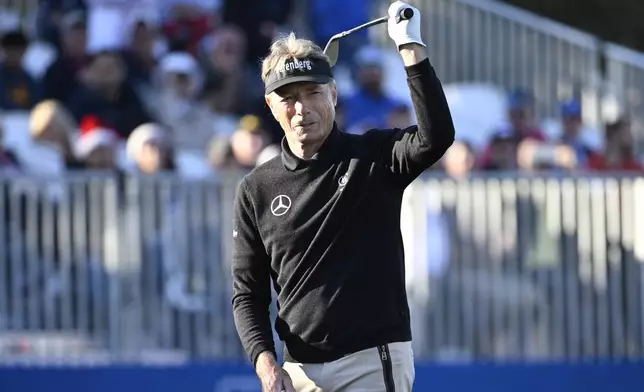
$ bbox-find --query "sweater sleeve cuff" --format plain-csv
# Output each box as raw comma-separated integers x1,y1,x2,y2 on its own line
251,345,278,368
405,57,431,78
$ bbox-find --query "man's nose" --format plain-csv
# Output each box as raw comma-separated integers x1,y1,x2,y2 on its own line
294,99,310,115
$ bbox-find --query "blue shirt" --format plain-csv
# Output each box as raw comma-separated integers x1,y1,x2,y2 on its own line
0,64,39,110
344,88,402,131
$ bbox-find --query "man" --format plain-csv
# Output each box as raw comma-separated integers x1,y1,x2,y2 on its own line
0,29,39,110
231,2,455,391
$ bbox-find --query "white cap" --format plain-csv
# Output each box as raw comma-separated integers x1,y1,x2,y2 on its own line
75,127,118,158
126,123,167,160
159,52,199,75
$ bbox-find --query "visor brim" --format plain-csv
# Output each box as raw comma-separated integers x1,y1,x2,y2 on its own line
265,75,332,95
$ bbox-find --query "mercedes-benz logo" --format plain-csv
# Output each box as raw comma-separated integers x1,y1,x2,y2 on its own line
271,195,292,216
338,174,348,187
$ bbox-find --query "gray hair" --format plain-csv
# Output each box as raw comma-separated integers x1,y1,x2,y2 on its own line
261,32,331,83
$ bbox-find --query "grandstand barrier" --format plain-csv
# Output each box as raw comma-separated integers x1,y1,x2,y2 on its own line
0,171,643,365
1,361,644,392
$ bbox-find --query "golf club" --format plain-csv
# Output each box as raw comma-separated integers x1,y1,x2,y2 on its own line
323,7,414,67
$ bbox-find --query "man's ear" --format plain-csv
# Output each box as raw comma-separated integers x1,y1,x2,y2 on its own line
265,94,277,119
265,94,272,111
330,83,338,106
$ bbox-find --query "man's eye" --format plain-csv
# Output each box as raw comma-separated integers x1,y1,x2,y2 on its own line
281,96,293,102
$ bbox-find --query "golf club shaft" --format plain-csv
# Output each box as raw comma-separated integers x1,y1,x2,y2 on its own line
337,17,388,38
336,8,414,38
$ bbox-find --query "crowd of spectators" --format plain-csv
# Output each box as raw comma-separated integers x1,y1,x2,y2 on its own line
0,1,639,181
0,0,417,179
439,90,643,178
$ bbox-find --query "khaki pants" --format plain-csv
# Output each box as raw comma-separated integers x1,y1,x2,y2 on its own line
283,342,415,392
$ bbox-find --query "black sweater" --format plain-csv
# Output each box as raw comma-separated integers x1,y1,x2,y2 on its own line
231,57,455,365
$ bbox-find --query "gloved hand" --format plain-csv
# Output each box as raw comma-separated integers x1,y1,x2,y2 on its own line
387,1,425,49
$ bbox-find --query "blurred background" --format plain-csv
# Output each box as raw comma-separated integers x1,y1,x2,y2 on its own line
0,0,643,391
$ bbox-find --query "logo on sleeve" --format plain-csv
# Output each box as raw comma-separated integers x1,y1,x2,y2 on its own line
271,195,291,216
338,173,349,190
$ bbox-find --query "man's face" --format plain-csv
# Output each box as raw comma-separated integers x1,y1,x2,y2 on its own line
138,140,170,173
442,142,474,177
210,29,245,64
86,145,116,169
357,64,383,93
562,114,582,138
132,22,155,52
34,123,67,146
266,81,337,146
88,53,125,89
168,73,193,98
509,106,533,132
63,25,86,57
231,130,266,167
3,47,25,68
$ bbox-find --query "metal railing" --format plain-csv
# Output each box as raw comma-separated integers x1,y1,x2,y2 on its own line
403,172,644,361
0,171,643,364
373,0,644,134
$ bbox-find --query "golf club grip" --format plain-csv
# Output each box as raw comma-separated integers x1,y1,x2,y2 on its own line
398,7,414,21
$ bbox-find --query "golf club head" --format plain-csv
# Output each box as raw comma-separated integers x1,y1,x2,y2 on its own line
323,35,341,67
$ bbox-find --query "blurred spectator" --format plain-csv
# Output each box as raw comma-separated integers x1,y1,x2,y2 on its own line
588,117,643,171
344,46,405,133
307,0,369,70
84,0,159,53
123,12,161,87
221,0,293,68
441,140,476,178
29,100,84,169
504,89,546,140
41,10,88,108
479,89,547,169
162,1,219,55
35,0,86,49
198,25,264,116
156,51,221,151
0,30,39,110
517,139,578,171
207,135,234,170
74,115,120,170
208,115,269,170
68,50,153,138
229,115,270,168
387,103,413,129
127,123,176,173
480,132,519,171
0,122,21,175
558,99,595,166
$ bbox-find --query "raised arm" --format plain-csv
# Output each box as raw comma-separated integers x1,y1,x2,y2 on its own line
381,2,455,183
231,179,276,366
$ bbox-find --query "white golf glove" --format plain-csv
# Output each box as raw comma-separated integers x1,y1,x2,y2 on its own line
387,1,425,49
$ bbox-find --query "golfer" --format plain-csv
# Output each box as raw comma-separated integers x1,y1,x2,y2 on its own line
231,1,455,391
